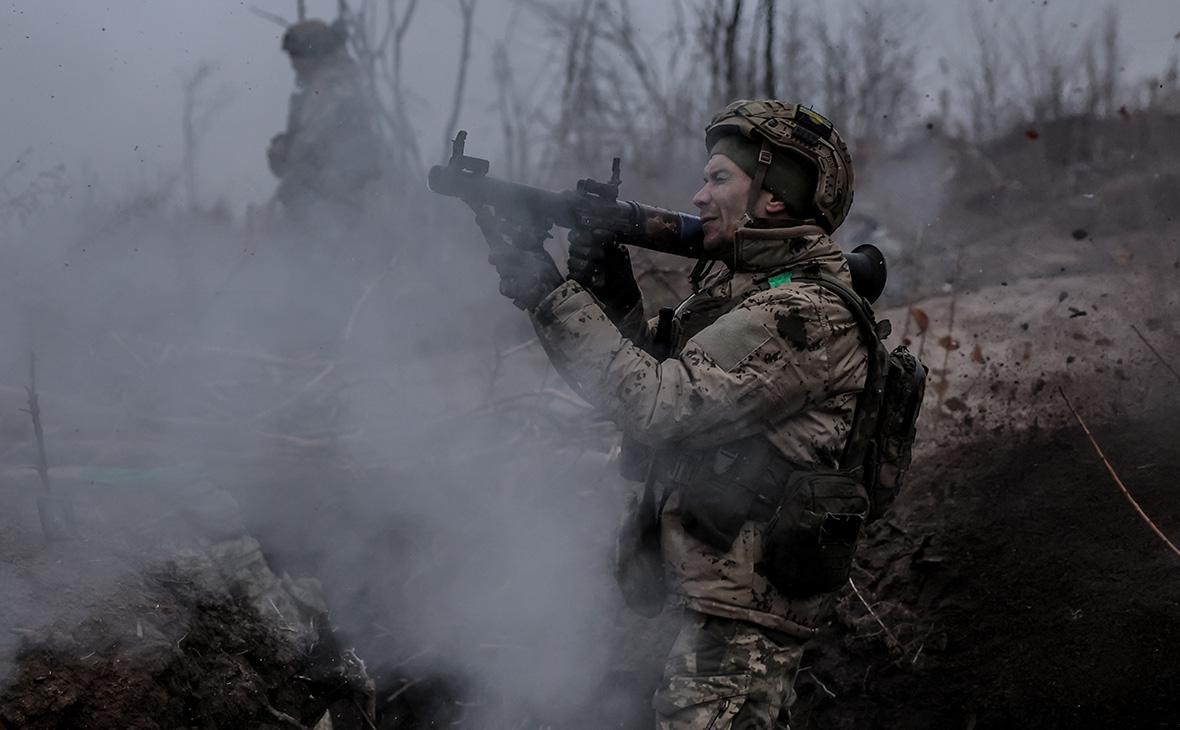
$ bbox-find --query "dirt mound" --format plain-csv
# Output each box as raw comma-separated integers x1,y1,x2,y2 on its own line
0,541,372,729
792,393,1180,729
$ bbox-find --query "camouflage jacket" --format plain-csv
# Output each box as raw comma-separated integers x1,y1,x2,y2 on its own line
272,57,381,207
530,229,869,638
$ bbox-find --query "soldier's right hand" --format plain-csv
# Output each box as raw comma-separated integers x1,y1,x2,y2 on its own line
567,227,640,321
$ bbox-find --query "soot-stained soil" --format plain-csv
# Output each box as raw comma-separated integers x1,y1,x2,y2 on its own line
795,402,1180,730
0,558,368,730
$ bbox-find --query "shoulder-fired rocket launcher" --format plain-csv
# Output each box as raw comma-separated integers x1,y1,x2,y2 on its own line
428,131,886,302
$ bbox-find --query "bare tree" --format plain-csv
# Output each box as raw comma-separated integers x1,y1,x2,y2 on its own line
1147,50,1180,111
339,0,425,178
685,1,821,107
493,43,522,180
517,0,711,189
525,0,637,179
955,2,1012,142
1081,5,1121,117
852,0,917,151
0,152,70,228
442,0,479,162
599,0,698,142
722,0,744,102
504,0,925,196
1009,8,1082,125
700,2,725,105
813,9,852,134
812,0,920,158
777,2,812,101
180,62,233,212
489,2,541,181
760,0,776,97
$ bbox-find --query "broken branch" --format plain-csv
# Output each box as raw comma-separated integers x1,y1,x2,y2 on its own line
345,260,396,341
24,353,51,495
847,577,903,654
1058,387,1180,561
441,0,478,161
1130,324,1180,386
248,6,290,28
263,701,305,728
247,362,337,423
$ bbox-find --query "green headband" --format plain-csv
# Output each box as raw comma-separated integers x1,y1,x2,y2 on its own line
709,135,817,220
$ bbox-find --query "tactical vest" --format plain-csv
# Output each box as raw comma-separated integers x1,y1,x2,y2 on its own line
622,267,926,600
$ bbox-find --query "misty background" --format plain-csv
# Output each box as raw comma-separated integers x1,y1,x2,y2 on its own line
2,0,1180,727
4,1,1178,209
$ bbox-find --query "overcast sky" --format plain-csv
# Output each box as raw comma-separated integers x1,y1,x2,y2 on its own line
2,1,1178,210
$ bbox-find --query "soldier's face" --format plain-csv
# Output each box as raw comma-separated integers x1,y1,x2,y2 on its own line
290,55,317,80
692,154,759,258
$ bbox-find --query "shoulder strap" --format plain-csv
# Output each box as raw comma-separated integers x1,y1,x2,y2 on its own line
790,271,887,470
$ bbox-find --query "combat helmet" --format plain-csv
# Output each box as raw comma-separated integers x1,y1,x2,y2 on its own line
282,19,346,58
705,100,854,233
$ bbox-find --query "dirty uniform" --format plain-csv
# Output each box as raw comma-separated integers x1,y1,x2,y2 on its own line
530,230,868,728
269,56,381,214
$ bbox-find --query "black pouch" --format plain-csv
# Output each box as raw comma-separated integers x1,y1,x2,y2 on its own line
670,441,775,555
756,470,869,598
678,476,756,554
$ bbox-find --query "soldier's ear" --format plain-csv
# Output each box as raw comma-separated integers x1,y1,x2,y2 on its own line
764,193,786,216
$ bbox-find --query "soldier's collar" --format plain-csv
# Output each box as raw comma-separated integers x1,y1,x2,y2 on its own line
732,224,829,273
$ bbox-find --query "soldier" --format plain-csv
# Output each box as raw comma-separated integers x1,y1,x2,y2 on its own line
268,19,381,217
482,100,866,728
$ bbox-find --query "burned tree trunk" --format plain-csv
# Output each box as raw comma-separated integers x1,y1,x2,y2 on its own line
23,353,76,541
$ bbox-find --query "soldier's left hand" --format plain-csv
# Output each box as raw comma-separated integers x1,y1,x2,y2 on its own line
488,246,563,311
467,204,564,311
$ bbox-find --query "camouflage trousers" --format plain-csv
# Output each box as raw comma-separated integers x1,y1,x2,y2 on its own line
652,611,805,729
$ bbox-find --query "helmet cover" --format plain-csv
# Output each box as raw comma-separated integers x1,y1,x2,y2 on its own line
282,20,345,59
705,100,854,233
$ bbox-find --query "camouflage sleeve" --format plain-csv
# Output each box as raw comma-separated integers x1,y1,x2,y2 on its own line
291,84,380,188
616,298,654,351
531,280,837,448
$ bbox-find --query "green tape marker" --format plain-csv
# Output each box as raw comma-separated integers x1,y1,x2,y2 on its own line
768,271,792,288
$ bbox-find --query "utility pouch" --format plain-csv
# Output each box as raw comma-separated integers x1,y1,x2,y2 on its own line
660,437,785,555
756,469,869,598
678,474,757,554
868,346,927,521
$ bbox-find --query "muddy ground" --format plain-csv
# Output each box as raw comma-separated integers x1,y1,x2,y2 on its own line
4,371,1176,730
798,393,1180,729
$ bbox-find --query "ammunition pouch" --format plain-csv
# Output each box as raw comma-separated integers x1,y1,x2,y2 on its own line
757,470,868,597
868,345,927,521
659,437,868,598
657,436,791,554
